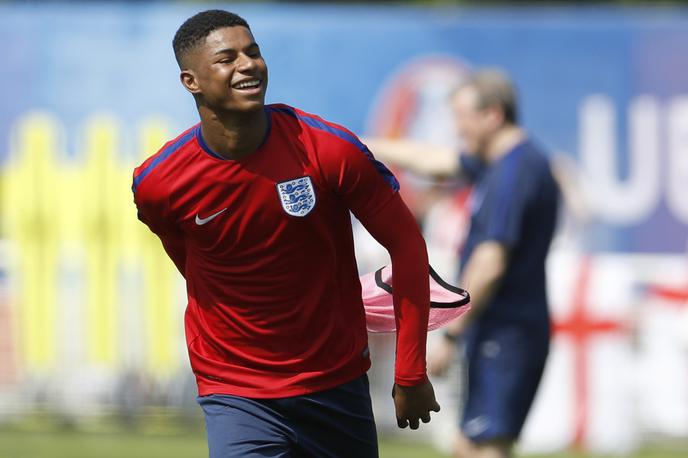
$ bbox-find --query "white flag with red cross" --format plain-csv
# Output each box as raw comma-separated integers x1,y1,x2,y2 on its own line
520,251,638,454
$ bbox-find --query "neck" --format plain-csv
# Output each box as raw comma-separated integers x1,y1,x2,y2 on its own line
483,124,525,163
198,107,268,160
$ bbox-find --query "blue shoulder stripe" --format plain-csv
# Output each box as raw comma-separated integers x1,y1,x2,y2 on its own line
132,127,196,194
269,105,400,191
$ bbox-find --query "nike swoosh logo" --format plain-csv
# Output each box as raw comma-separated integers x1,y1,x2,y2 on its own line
195,208,228,225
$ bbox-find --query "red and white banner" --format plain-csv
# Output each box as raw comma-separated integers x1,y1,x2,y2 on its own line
522,251,688,454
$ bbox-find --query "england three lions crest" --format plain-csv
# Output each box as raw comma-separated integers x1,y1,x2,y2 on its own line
276,176,317,217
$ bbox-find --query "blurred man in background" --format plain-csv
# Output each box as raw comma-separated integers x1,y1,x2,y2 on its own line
132,9,439,458
367,69,560,458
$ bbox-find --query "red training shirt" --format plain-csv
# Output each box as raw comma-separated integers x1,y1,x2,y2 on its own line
133,104,428,397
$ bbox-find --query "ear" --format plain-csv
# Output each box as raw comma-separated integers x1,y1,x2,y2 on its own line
180,70,201,95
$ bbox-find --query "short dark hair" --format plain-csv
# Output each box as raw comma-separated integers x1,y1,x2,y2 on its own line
173,10,250,68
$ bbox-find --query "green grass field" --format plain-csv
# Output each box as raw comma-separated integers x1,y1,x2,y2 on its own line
1,429,687,458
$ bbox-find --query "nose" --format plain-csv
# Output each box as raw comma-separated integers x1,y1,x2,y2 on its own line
236,53,257,72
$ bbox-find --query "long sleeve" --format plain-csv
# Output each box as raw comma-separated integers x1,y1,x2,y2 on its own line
312,119,430,385
358,193,430,386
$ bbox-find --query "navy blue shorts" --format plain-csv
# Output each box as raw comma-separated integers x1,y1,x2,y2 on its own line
460,323,549,443
197,374,378,457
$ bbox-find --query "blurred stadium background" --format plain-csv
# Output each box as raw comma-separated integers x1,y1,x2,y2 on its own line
2,0,688,457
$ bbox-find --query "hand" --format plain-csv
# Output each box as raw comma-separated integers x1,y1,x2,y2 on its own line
392,380,441,430
427,336,456,377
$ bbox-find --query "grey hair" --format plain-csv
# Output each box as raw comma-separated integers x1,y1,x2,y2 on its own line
456,68,519,125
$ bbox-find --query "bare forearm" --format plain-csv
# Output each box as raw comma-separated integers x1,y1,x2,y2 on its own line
363,138,458,178
447,241,507,334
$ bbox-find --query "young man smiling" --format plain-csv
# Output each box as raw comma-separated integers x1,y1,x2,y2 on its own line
132,9,439,457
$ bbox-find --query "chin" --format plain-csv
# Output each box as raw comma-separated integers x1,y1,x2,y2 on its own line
222,99,265,113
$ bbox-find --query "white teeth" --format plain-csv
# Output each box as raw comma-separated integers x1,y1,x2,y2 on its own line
235,80,260,89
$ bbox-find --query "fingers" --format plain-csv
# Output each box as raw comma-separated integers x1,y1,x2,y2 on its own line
397,417,420,430
397,409,438,429
397,416,425,429
393,381,441,429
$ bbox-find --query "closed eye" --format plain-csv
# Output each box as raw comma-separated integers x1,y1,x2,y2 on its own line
213,48,237,63
245,44,261,58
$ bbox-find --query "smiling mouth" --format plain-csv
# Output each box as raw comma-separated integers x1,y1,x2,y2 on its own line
232,79,262,90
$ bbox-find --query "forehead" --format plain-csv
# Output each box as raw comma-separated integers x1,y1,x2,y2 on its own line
202,26,256,52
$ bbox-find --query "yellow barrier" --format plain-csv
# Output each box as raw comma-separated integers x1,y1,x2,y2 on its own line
2,113,183,376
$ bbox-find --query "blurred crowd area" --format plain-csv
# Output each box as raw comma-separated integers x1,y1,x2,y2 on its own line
1,1,688,456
